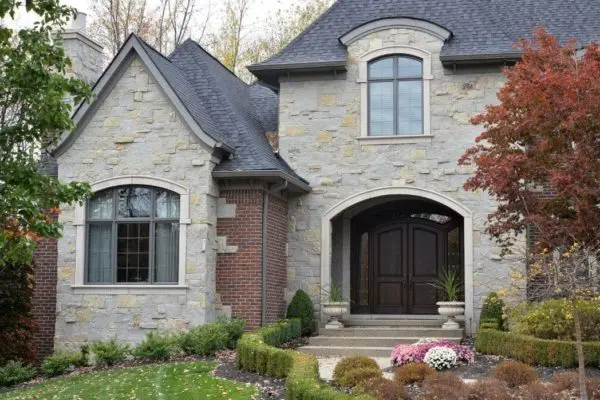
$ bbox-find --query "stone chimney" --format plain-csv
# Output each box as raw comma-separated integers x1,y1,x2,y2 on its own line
61,12,104,86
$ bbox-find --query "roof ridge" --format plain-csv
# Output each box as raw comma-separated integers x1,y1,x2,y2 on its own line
134,34,174,64
252,0,340,67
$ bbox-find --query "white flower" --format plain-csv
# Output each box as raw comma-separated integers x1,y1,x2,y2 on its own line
423,346,458,370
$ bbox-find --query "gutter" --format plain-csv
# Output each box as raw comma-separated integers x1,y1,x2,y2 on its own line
440,52,522,65
248,60,347,73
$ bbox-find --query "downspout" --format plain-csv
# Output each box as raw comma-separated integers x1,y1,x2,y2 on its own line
261,190,269,326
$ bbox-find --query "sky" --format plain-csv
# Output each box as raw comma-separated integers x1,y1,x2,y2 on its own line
6,0,295,35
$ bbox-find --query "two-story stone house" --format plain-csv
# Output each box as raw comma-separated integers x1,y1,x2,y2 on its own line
31,1,600,356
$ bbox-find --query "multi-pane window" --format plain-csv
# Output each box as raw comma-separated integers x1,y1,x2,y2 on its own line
368,55,424,136
86,186,180,284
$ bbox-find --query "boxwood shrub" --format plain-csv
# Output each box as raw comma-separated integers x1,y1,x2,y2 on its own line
286,290,315,336
236,318,373,399
476,328,600,367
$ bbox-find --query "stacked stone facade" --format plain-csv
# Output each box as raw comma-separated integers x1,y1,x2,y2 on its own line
55,56,219,347
279,28,522,326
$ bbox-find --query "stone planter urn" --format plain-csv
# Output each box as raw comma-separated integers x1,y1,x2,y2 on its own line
436,301,465,329
322,302,349,329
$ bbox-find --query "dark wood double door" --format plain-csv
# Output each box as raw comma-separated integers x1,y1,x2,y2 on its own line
351,204,462,315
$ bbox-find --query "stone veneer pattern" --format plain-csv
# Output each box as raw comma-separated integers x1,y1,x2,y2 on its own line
278,28,522,325
55,56,219,347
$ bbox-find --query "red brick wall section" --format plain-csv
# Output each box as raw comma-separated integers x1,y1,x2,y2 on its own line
217,190,264,329
266,194,288,324
32,237,58,360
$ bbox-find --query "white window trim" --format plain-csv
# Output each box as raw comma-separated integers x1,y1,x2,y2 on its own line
357,46,433,143
72,176,191,294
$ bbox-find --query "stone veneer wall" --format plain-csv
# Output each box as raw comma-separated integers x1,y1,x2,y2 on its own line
55,56,219,347
279,27,523,326
216,189,289,329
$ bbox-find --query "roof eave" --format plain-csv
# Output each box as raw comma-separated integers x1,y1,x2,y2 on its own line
212,170,312,194
440,52,522,65
248,60,347,87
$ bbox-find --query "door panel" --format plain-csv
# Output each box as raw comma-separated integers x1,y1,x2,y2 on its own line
408,224,443,314
373,225,406,314
352,216,455,315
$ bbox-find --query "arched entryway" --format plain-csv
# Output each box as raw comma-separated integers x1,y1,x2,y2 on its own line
350,199,462,315
321,187,474,333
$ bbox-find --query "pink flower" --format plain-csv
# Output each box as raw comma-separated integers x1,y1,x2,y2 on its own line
390,340,474,366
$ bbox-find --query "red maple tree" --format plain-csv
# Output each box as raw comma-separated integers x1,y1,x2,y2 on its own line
460,27,600,253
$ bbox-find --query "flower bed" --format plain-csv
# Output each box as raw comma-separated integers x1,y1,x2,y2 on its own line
391,339,474,369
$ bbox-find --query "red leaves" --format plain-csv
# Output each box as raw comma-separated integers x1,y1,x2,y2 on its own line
460,28,600,250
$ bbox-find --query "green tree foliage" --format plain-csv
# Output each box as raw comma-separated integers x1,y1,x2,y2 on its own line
0,0,92,268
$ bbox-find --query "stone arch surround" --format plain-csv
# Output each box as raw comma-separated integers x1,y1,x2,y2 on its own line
320,186,474,334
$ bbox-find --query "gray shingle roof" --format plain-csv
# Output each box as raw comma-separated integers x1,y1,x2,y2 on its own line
251,0,600,76
136,37,307,185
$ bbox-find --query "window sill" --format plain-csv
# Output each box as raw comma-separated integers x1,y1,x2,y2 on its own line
71,285,188,295
357,135,434,145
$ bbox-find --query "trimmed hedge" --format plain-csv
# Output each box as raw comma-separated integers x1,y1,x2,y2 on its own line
236,319,373,399
476,329,600,367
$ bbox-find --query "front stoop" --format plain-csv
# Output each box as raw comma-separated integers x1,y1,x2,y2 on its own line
299,318,464,358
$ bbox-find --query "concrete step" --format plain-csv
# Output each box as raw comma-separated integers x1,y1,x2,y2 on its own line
300,345,395,358
318,327,463,338
309,336,462,347
343,318,447,327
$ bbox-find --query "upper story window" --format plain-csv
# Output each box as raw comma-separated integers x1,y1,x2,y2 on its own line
86,186,180,285
368,55,423,136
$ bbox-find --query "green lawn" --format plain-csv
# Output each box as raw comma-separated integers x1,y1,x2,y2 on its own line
0,361,258,400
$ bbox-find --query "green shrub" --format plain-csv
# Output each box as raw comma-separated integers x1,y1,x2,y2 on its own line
492,360,539,388
236,320,372,399
133,332,176,360
286,290,315,336
179,323,228,356
332,356,380,385
42,350,84,377
356,377,409,400
508,298,600,341
394,362,436,385
91,340,130,366
286,352,372,400
476,328,600,367
261,319,302,347
236,320,301,378
479,292,505,330
218,318,245,349
0,361,37,387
